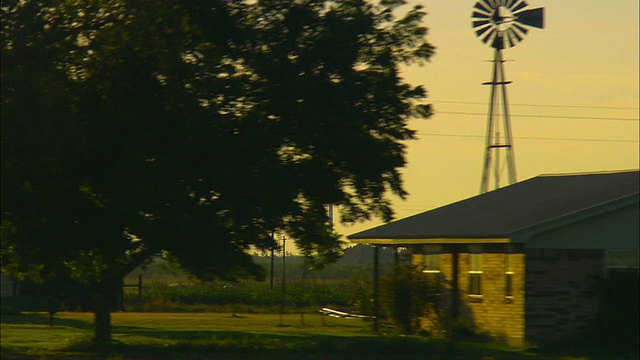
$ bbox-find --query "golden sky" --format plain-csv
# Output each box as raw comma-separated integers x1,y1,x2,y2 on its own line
335,0,639,240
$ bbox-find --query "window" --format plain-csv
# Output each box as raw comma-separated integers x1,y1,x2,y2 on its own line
422,246,442,295
468,252,482,298
423,252,441,273
505,253,514,299
605,250,639,277
422,245,442,273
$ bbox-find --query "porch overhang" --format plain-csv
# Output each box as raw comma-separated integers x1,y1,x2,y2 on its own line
348,237,512,245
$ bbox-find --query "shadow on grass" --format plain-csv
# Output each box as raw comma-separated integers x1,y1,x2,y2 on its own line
4,315,637,359
530,340,639,360
65,328,640,360
0,313,91,330
63,329,540,360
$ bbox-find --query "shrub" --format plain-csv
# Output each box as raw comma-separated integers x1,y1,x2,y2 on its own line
449,317,476,341
587,270,639,350
380,264,439,334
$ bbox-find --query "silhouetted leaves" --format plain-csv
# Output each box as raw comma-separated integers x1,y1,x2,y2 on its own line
2,0,433,342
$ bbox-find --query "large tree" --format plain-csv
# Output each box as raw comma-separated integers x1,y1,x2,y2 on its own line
1,0,434,344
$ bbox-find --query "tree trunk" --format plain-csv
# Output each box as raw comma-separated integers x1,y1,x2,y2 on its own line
92,282,115,345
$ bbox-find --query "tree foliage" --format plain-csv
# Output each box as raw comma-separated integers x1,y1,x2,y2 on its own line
1,0,434,343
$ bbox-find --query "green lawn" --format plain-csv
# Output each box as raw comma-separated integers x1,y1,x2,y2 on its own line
1,312,636,359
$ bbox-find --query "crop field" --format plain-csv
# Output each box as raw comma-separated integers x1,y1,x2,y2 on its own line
1,311,637,360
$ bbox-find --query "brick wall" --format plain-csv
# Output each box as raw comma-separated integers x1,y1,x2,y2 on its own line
413,245,526,347
458,250,525,346
524,249,604,344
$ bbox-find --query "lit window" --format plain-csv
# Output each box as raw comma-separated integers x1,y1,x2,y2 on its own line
423,252,441,273
605,250,639,277
505,253,514,298
468,253,482,297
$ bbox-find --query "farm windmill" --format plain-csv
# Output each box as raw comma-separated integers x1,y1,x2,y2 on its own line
472,0,544,193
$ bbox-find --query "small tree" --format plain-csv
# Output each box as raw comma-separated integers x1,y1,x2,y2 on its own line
380,264,438,334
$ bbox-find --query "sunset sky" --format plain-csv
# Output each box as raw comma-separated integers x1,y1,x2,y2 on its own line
335,0,639,240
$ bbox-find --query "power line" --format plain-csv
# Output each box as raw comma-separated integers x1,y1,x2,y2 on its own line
431,100,640,110
417,132,639,143
433,111,639,122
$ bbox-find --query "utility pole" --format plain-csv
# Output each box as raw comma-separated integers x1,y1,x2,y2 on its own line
269,230,275,291
278,235,287,326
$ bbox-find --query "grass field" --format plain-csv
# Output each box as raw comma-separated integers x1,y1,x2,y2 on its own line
1,312,637,360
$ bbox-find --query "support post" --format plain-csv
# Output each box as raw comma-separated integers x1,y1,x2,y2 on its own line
373,245,380,333
137,274,143,308
451,247,460,322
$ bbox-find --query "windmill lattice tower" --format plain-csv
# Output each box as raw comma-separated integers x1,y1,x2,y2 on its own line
472,0,544,193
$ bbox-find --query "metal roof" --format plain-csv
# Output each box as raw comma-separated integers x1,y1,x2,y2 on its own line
348,170,639,242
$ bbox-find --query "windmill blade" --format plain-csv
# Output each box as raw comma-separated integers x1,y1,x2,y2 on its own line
506,27,523,43
512,22,529,35
509,0,528,12
491,32,505,50
472,11,491,19
471,0,544,49
505,28,518,47
473,19,491,29
514,7,544,28
505,30,515,47
475,24,492,37
477,0,496,11
474,2,492,14
481,28,496,44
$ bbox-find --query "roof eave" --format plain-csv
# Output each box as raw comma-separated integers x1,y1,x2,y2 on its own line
348,237,512,245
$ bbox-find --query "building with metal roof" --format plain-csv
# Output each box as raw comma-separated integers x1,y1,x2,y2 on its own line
348,170,639,346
